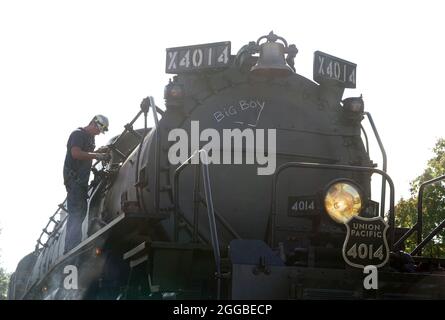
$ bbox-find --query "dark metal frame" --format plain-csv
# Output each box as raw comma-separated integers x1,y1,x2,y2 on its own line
394,174,445,255
270,162,395,248
412,174,445,255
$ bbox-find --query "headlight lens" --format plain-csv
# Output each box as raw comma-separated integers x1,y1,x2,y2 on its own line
324,181,362,223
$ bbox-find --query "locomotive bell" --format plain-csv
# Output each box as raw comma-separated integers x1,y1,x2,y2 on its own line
251,31,296,77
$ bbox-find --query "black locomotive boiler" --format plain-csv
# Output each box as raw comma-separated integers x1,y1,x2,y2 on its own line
8,32,445,300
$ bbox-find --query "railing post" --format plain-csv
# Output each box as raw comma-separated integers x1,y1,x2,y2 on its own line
149,97,161,215
193,164,201,242
365,112,387,217
360,124,369,155
411,174,445,256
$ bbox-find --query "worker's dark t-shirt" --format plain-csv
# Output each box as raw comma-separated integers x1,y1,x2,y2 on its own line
63,128,95,186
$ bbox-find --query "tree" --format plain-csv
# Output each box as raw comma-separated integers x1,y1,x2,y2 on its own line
0,228,11,300
396,138,445,257
0,266,9,300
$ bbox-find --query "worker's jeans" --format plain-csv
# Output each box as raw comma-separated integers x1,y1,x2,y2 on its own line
64,179,88,253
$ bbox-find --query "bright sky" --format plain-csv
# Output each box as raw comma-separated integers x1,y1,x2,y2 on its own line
0,0,444,272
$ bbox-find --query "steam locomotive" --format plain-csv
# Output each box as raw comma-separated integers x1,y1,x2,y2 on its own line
8,32,445,300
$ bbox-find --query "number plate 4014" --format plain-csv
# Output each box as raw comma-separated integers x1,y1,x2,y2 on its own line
288,196,317,216
166,41,231,74
313,51,357,88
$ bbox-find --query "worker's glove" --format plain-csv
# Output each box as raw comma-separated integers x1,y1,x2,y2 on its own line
96,145,110,153
95,152,111,162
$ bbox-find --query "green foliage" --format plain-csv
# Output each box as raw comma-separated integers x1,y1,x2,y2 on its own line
0,266,10,300
0,228,11,299
396,138,445,257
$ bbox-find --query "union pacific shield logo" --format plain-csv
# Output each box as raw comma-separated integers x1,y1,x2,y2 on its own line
342,216,389,268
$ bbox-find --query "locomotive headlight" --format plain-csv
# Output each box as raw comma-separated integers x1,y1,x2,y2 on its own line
324,180,362,223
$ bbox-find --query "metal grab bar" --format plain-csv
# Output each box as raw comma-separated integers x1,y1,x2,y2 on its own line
410,174,445,256
173,149,221,299
360,124,369,155
133,96,159,215
132,96,162,215
270,162,395,248
364,112,387,216
148,97,161,215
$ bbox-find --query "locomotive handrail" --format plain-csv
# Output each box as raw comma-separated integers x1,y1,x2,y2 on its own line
393,225,416,251
360,124,369,155
135,96,161,214
270,162,395,249
394,174,445,253
193,165,201,242
408,174,445,256
132,97,158,215
173,149,222,299
364,112,388,217
148,96,161,215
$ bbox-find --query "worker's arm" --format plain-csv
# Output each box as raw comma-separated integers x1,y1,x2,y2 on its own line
71,146,107,161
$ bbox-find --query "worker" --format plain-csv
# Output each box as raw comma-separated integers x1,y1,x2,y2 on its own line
63,114,110,253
